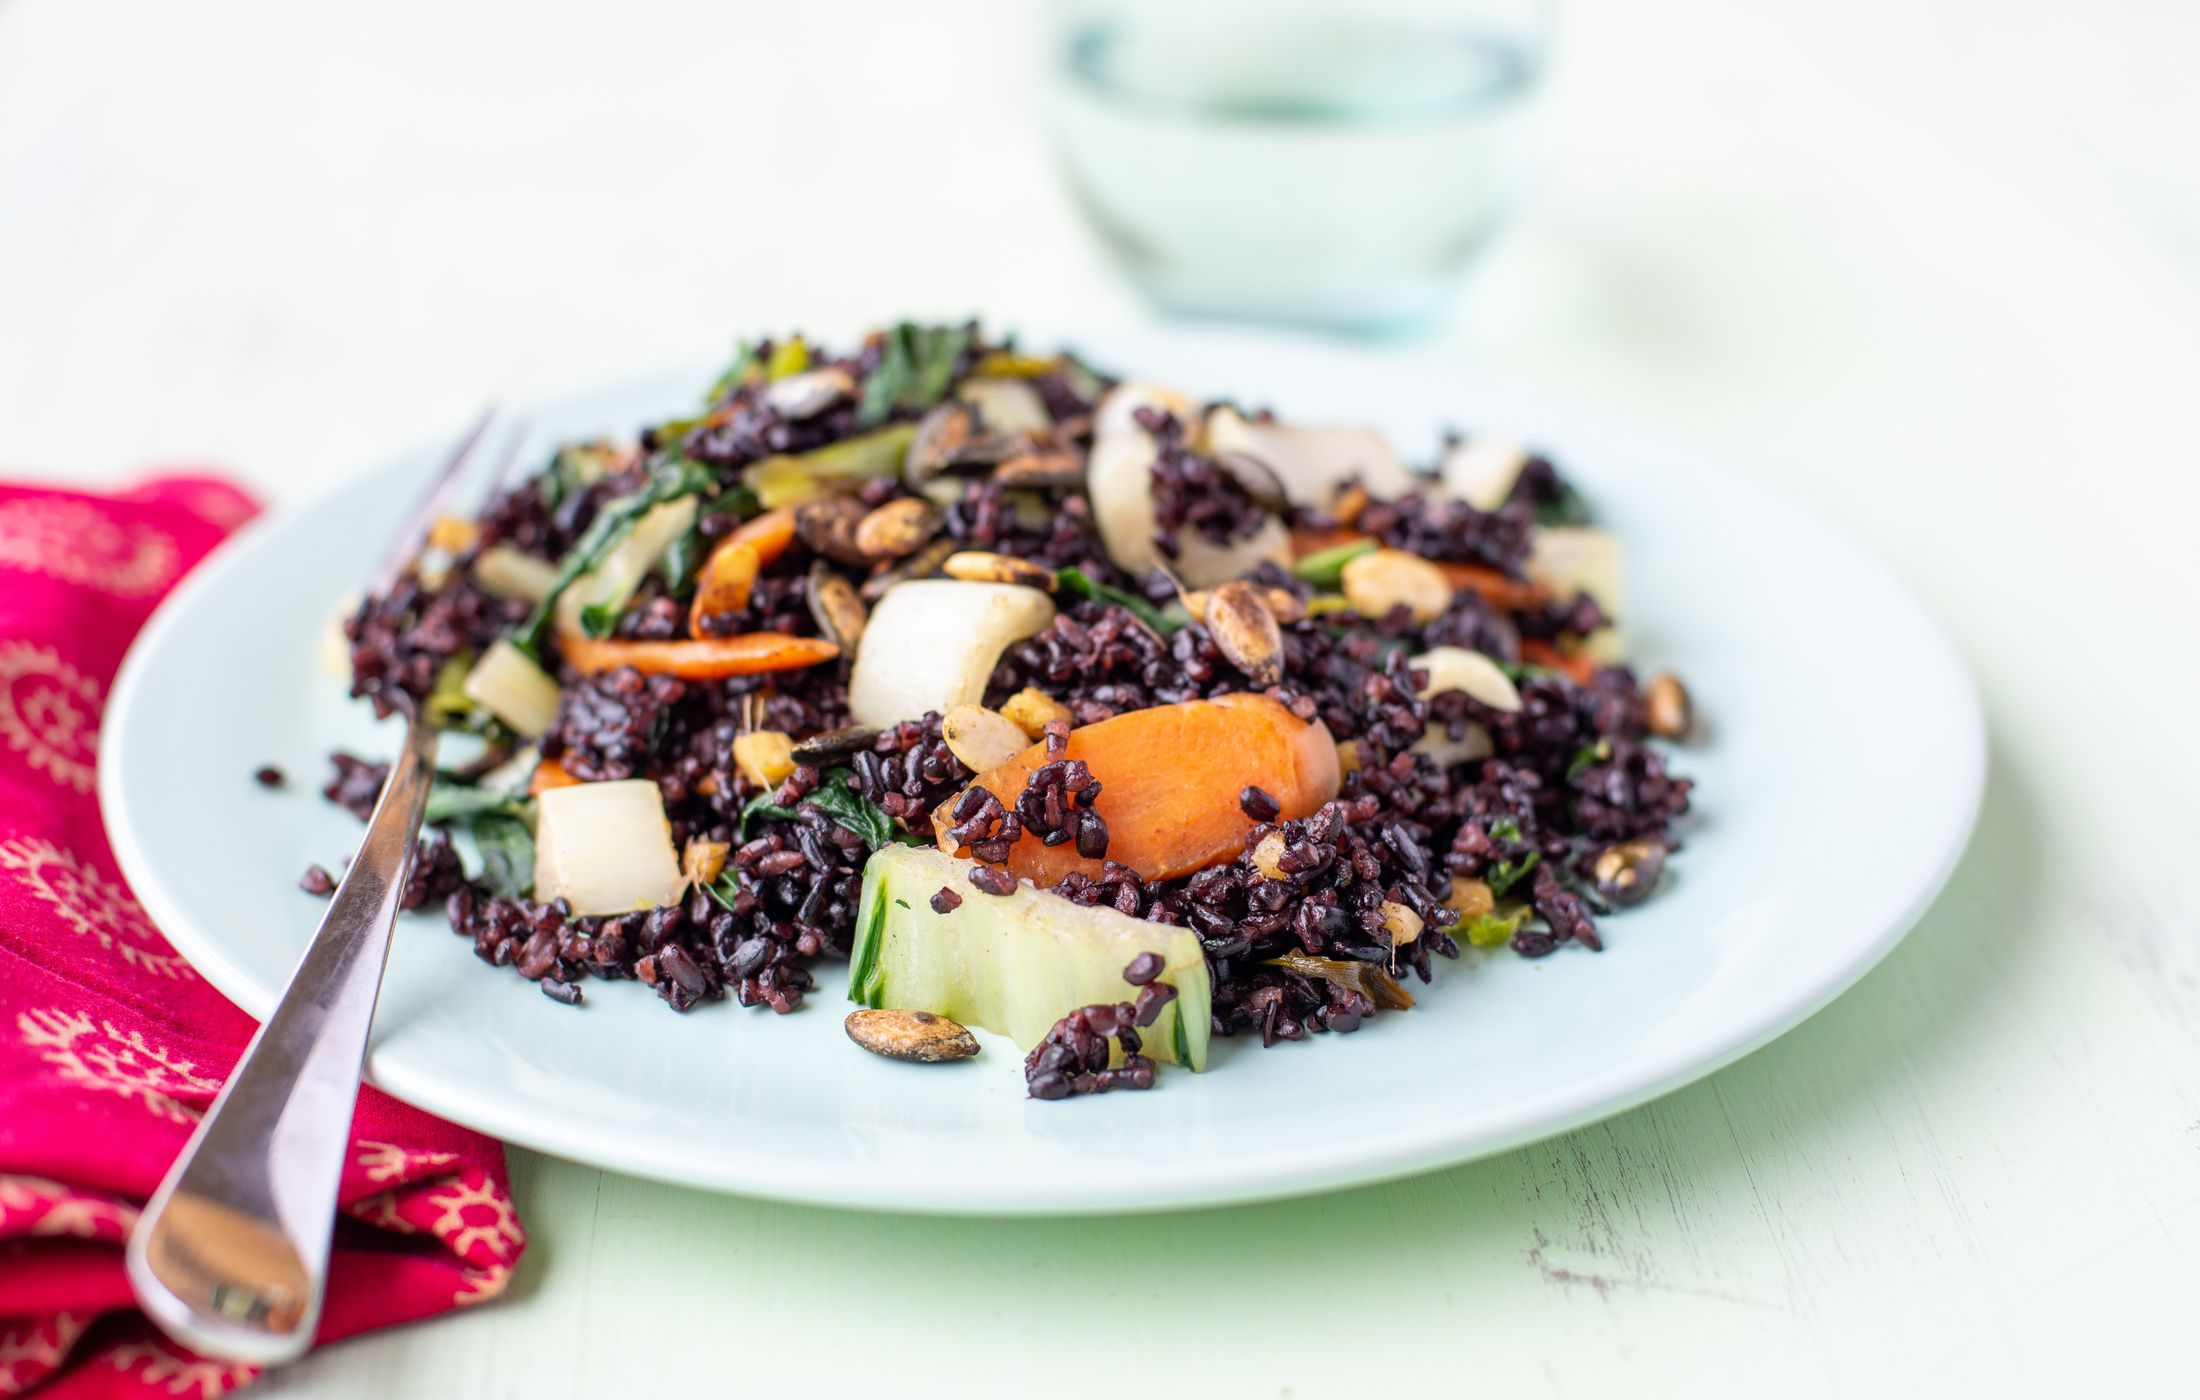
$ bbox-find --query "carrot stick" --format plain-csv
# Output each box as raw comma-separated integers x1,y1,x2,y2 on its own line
560,632,839,680
529,758,582,795
1437,561,1548,613
1520,639,1597,685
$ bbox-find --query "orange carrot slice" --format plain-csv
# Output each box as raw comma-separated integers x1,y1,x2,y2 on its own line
1436,561,1547,613
529,757,582,795
948,693,1339,884
1520,638,1597,684
687,542,761,636
728,505,798,560
560,632,839,680
687,506,799,636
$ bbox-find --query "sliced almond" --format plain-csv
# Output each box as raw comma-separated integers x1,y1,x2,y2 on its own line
732,730,796,789
1341,549,1453,624
1204,581,1283,686
844,1008,980,1063
941,705,1033,773
1251,830,1290,880
1000,687,1071,739
942,550,1056,590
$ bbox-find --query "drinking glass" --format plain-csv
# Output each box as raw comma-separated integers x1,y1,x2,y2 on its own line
1047,0,1553,335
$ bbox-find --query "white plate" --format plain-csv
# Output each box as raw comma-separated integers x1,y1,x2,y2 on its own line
101,327,1983,1214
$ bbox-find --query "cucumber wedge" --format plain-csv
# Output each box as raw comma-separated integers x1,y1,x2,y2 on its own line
849,844,1211,1070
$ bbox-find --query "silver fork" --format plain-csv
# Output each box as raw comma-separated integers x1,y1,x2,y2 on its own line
127,410,517,1365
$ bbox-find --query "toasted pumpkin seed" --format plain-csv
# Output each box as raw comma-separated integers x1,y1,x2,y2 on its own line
1204,581,1284,686
795,495,870,565
854,496,940,561
1591,840,1666,907
941,704,1032,772
845,1008,981,1063
791,724,882,768
1000,687,1072,739
992,446,1086,490
943,550,1056,590
1179,583,1304,625
1210,451,1290,515
731,731,796,789
807,560,869,653
1645,672,1694,740
1342,548,1453,624
861,535,957,601
762,366,856,420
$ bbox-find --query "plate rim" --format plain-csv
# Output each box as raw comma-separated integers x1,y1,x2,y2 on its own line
99,338,1987,1214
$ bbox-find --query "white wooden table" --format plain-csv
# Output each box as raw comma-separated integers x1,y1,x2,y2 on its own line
6,0,2195,1393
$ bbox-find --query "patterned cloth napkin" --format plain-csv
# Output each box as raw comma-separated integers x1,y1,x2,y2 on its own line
0,479,526,1398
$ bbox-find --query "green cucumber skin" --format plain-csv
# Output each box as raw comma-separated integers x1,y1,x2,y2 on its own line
848,865,889,1007
847,844,1212,1069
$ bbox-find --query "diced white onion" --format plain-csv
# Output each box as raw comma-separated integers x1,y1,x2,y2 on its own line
848,580,1055,728
463,639,564,738
533,779,685,916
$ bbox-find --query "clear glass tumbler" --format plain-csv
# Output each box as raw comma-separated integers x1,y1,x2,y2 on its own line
1047,0,1553,336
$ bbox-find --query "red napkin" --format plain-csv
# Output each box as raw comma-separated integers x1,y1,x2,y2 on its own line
0,479,526,1398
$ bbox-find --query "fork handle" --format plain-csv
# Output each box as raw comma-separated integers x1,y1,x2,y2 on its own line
126,713,438,1365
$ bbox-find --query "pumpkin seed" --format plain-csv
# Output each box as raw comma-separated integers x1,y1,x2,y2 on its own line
1204,581,1283,686
942,550,1056,590
1210,451,1290,515
794,495,869,565
861,536,958,601
993,446,1085,490
762,366,856,420
791,724,882,768
807,560,870,653
1341,548,1453,624
844,1008,981,1063
1591,839,1666,907
1179,583,1305,625
1645,672,1694,740
854,496,940,561
940,704,1032,772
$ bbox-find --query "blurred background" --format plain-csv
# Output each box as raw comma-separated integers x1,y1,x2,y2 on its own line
5,0,2197,520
